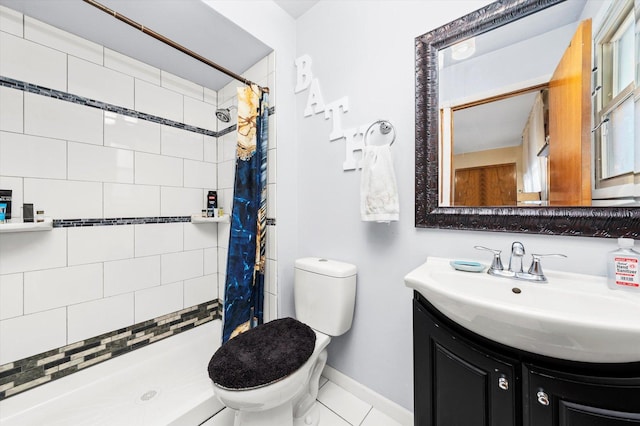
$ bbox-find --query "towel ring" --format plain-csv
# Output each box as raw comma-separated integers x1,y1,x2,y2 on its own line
363,119,396,146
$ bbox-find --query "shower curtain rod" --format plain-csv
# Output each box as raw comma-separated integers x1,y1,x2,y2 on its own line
82,0,269,93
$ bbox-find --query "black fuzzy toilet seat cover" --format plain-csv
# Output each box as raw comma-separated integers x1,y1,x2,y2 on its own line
208,317,316,390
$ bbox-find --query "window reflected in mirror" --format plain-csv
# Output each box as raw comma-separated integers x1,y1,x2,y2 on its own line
593,2,636,201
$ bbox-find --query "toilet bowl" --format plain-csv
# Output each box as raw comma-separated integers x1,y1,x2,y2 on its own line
212,330,330,426
208,258,356,426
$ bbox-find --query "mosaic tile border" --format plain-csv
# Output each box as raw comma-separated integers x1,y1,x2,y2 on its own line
0,299,221,400
52,216,275,227
0,76,217,137
53,216,191,228
0,76,276,139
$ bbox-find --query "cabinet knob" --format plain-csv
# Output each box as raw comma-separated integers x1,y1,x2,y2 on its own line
498,377,509,390
536,391,550,406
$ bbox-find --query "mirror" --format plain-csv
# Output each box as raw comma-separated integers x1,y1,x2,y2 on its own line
415,0,640,237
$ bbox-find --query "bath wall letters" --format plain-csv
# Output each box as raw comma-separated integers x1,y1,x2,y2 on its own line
295,54,366,171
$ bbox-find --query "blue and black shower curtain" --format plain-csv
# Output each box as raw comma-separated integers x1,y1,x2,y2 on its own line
222,85,268,343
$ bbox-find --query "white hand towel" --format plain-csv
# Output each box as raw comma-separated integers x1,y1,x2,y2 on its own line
360,144,399,222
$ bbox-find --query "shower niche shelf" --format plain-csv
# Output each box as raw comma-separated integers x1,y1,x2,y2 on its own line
0,218,53,233
191,214,230,224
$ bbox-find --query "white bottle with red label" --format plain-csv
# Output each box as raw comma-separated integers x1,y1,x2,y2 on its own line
607,238,640,291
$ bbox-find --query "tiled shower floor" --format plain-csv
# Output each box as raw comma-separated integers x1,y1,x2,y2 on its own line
201,376,404,426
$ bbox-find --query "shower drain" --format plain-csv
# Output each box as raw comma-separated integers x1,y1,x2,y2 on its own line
140,390,158,402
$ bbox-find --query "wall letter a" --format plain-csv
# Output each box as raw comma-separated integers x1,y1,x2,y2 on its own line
304,79,325,117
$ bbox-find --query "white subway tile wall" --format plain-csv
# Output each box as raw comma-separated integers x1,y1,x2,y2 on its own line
24,178,103,219
0,86,23,133
204,247,219,275
161,125,204,160
104,256,161,297
67,225,135,266
0,133,67,179
0,273,23,320
160,186,204,217
0,5,22,36
161,250,204,284
184,159,217,189
24,93,104,145
134,79,183,122
184,96,217,130
23,264,103,314
0,308,67,364
134,281,183,323
104,48,161,86
161,70,204,100
68,56,135,109
184,274,218,307
134,222,184,257
134,151,183,187
0,4,276,366
104,112,161,154
0,33,67,91
24,16,103,65
0,229,67,275
67,293,135,343
103,183,161,218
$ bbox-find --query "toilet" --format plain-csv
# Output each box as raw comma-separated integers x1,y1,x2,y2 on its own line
208,257,357,426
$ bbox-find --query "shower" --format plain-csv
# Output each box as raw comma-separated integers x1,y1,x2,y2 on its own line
215,105,237,123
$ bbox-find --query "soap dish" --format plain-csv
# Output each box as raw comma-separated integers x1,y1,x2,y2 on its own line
450,260,485,273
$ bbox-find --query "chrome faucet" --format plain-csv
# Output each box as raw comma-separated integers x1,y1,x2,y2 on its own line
509,242,525,273
475,243,566,283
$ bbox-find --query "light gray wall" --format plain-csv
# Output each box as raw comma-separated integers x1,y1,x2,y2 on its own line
210,0,620,412
292,0,616,411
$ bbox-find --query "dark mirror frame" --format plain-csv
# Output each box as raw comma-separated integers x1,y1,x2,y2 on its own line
415,0,640,238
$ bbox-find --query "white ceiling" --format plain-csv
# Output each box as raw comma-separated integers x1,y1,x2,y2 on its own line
453,91,539,155
273,0,319,19
0,0,273,92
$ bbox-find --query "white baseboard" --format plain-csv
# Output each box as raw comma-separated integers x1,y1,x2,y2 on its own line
321,365,413,426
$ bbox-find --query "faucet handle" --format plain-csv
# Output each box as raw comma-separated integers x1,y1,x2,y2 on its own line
528,253,567,278
474,246,504,271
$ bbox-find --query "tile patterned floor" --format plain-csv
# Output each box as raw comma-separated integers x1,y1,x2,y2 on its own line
201,376,403,426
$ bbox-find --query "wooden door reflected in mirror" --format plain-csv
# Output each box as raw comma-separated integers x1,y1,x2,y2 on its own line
454,163,517,206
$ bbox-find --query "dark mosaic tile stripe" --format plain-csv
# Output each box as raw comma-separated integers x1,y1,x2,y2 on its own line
0,366,20,380
0,299,222,400
53,216,192,228
0,76,217,137
1,76,276,141
217,124,237,136
53,214,273,228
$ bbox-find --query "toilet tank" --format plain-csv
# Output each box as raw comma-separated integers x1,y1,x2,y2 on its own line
294,258,357,336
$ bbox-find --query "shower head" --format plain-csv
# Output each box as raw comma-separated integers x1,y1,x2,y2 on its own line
215,105,237,123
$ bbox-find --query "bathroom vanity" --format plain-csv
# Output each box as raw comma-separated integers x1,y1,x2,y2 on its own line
406,257,640,426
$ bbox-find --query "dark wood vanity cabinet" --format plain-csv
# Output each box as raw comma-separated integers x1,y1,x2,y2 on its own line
413,296,518,426
524,365,640,425
413,292,640,426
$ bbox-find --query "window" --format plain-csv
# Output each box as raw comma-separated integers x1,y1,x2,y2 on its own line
593,2,636,188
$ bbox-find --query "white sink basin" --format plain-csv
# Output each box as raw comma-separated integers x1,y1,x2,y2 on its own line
405,257,640,363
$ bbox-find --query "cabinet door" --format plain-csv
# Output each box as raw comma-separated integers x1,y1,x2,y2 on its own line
524,364,640,426
413,299,517,426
